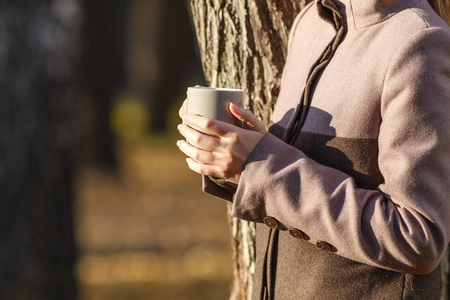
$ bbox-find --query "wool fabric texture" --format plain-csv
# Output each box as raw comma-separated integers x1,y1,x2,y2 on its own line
203,0,450,298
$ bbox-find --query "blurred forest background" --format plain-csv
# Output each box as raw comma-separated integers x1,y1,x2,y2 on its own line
0,0,233,299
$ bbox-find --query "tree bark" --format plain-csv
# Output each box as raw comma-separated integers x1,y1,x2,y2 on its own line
189,1,450,299
189,1,308,299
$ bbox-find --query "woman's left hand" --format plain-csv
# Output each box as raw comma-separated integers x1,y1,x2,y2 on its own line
177,103,267,185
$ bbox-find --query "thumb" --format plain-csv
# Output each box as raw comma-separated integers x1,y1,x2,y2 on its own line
229,103,267,134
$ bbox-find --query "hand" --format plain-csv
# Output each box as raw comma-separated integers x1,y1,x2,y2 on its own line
178,99,187,119
177,103,267,185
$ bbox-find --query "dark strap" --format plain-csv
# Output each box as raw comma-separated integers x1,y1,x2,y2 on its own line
287,0,346,145
260,1,347,299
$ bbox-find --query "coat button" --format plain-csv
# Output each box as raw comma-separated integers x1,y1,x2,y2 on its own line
263,217,278,229
288,228,305,240
316,240,332,251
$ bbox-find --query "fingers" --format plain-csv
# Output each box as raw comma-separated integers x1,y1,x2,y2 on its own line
176,140,215,164
182,113,237,137
185,158,221,177
178,99,187,119
177,123,221,151
229,103,267,134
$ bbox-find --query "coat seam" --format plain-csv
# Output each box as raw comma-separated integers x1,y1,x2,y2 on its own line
380,27,437,117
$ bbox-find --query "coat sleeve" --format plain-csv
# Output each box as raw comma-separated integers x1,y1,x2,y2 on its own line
202,176,235,202
229,27,450,275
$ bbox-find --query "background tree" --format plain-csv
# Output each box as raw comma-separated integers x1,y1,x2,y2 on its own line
189,1,450,299
79,0,128,168
0,0,80,298
126,0,199,133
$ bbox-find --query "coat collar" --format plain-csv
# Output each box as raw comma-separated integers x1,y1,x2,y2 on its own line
317,0,422,30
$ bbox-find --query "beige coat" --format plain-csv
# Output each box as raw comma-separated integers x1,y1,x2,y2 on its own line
203,0,450,298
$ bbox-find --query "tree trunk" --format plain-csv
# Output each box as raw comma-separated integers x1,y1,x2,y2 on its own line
189,1,308,299
0,0,79,298
189,1,450,299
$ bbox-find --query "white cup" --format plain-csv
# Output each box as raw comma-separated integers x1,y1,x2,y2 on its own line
186,87,244,133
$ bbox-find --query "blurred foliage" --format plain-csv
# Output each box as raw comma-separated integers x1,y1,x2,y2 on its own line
111,93,150,141
1,0,222,298
75,133,233,300
73,0,229,298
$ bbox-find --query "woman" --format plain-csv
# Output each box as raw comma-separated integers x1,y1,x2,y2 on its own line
177,0,450,298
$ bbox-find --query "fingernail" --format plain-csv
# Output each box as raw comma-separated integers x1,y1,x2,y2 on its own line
183,114,189,121
177,124,181,131
176,140,181,147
